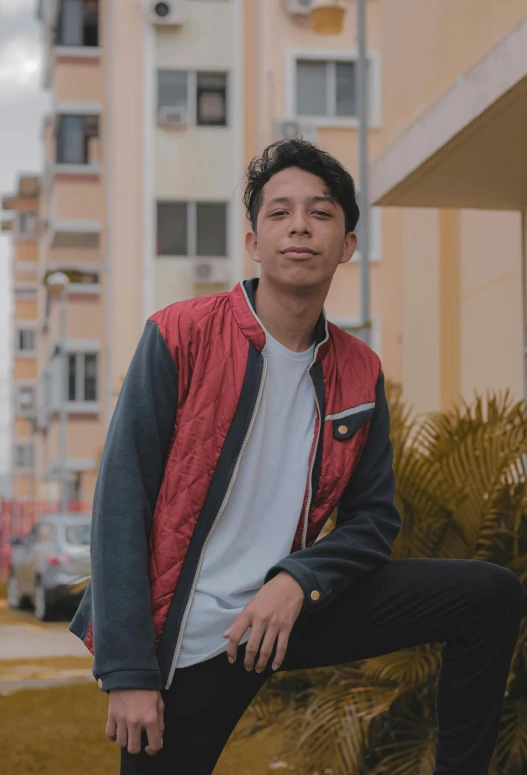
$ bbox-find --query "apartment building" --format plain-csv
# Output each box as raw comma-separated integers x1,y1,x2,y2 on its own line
1,176,40,499
16,0,521,502
29,0,105,503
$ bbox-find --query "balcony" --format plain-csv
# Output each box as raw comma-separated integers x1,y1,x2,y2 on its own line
49,218,101,248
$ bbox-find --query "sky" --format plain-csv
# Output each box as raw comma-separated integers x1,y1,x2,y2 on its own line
0,0,50,492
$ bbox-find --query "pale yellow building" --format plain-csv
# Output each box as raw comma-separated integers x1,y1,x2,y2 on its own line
1,176,40,499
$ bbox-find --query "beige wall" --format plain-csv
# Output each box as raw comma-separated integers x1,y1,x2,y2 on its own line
53,58,104,103
375,0,527,408
379,0,527,148
52,180,105,222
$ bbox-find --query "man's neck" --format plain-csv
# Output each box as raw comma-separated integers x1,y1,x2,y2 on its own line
253,274,327,353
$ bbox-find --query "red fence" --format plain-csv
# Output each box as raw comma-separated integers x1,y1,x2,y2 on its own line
0,500,91,582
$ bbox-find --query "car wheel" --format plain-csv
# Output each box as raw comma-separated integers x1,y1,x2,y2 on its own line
34,581,54,622
7,573,22,610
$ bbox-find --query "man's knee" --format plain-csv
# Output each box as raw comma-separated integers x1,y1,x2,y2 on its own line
472,561,523,617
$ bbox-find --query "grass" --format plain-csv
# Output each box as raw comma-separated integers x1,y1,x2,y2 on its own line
0,678,286,775
0,580,287,773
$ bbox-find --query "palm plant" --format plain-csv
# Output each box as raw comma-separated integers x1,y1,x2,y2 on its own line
227,383,527,775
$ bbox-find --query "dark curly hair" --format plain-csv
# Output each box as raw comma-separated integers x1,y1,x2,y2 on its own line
243,138,360,235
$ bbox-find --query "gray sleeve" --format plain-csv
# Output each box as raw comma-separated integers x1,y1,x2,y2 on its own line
91,320,178,692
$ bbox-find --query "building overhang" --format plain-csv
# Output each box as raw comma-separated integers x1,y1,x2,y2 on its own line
50,219,102,249
370,15,527,211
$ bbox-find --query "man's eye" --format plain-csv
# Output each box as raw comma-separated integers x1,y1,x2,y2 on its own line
313,210,330,217
271,211,288,217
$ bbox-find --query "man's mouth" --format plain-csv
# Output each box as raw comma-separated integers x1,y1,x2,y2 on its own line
280,247,318,260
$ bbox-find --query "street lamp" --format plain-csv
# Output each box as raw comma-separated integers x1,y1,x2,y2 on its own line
310,0,371,347
45,271,70,513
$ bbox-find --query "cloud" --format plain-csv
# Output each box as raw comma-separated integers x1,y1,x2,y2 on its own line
0,34,41,95
0,0,37,17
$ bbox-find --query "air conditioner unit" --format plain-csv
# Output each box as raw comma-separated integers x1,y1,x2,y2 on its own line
157,105,188,129
287,0,313,14
274,118,318,144
144,1,187,26
193,259,230,285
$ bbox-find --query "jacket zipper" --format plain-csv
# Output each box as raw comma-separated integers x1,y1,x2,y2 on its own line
165,355,269,690
301,370,321,549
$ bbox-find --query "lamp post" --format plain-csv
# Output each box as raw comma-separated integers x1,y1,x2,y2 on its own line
311,0,371,347
45,271,70,513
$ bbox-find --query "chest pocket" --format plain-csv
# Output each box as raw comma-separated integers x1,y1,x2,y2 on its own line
326,402,375,440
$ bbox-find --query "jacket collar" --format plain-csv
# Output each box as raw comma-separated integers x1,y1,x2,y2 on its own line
230,277,330,364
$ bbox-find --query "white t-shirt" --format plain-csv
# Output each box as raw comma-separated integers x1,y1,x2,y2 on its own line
177,329,317,667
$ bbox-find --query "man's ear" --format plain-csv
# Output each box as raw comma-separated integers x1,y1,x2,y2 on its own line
339,231,357,265
246,231,261,265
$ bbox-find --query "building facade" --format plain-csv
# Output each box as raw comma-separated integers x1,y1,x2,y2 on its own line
1,176,40,499
8,0,522,503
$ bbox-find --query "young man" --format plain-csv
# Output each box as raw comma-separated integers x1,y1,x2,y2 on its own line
70,139,523,775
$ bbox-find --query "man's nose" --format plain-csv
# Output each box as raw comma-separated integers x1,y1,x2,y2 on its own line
288,208,311,235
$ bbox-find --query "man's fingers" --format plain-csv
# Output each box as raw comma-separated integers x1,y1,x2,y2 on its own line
126,723,143,756
115,720,128,750
226,616,251,661
243,622,267,671
106,715,117,742
254,625,281,672
271,628,290,671
145,721,164,756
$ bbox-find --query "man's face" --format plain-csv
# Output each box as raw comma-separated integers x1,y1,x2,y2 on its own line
245,166,357,291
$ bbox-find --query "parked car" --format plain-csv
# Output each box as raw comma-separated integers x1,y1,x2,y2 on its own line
7,512,91,621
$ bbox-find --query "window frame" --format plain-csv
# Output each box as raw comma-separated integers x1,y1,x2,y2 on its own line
16,383,36,415
55,113,100,165
16,327,36,355
286,48,381,128
156,200,230,259
14,442,35,473
156,69,229,128
67,351,99,403
54,0,99,48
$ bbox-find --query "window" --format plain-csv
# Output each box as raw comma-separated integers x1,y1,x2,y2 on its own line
157,201,228,257
294,56,375,119
17,386,35,413
18,212,37,237
296,59,356,117
157,70,228,127
197,73,227,126
65,523,90,546
158,70,187,113
18,329,35,353
67,353,98,402
56,115,99,164
14,444,35,471
54,0,99,47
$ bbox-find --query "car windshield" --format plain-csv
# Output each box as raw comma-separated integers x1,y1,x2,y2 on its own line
64,523,91,547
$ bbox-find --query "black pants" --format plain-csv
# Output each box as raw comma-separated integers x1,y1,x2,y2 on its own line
120,558,523,775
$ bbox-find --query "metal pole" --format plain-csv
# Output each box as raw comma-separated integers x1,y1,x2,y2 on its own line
357,0,371,347
59,288,68,513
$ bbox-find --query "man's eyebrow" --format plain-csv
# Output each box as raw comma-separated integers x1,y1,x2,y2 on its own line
265,195,336,207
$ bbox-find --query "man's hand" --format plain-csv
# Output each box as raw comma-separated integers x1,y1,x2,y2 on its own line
222,571,304,673
107,689,164,756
